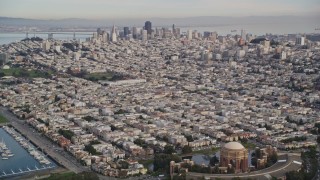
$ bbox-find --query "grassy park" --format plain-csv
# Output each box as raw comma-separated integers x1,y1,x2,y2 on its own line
43,171,99,180
242,142,256,150
83,72,114,82
0,67,53,79
0,114,8,124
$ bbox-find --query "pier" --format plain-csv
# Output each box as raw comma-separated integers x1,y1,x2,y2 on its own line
0,164,55,178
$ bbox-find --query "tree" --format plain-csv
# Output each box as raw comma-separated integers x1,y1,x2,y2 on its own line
255,148,261,159
134,138,148,148
44,172,99,180
0,72,5,77
83,116,96,122
227,167,235,173
185,135,194,142
285,171,304,180
268,153,278,164
264,124,272,130
182,145,193,154
251,157,257,167
240,138,248,144
119,160,129,169
164,145,176,154
84,144,102,155
153,154,181,172
231,178,241,180
209,155,219,166
317,136,320,144
58,129,74,140
110,125,117,131
115,109,127,114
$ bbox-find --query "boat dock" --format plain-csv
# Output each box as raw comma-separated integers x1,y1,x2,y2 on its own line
0,164,55,178
2,126,52,165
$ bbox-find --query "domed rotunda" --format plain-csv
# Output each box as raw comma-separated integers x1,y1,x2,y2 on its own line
220,142,249,173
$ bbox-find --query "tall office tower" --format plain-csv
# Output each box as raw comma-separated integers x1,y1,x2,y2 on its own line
144,21,152,35
296,36,305,45
97,28,102,35
261,40,270,48
132,27,138,39
187,30,193,40
280,51,287,60
162,27,172,38
203,32,213,38
172,24,176,35
175,28,181,37
124,27,130,37
194,31,199,39
42,40,51,51
142,30,148,41
101,31,109,43
155,28,160,37
241,29,247,41
111,25,117,42
218,36,226,43
0,53,8,65
93,32,98,39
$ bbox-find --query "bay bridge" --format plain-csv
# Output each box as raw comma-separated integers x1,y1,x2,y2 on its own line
24,32,93,40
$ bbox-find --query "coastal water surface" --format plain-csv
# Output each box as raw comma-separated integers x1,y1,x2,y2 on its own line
0,128,55,178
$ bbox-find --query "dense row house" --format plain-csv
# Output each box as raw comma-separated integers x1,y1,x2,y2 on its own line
0,32,319,177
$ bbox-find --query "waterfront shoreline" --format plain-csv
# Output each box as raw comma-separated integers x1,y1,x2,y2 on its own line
0,126,56,179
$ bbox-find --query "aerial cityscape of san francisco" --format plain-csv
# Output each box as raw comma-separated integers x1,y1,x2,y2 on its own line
0,0,319,180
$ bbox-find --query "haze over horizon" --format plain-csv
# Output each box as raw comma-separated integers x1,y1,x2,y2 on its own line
0,0,319,19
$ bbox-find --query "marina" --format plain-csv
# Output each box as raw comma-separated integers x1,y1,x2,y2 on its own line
0,126,56,178
0,138,15,160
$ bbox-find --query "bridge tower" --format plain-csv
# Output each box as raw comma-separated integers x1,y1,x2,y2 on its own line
73,32,76,40
48,33,53,40
26,32,29,38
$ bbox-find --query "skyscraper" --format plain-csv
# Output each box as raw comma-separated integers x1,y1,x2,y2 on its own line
144,21,152,35
142,30,148,41
241,29,247,41
187,30,193,40
132,27,138,39
175,28,181,37
97,28,102,35
296,36,305,45
124,27,130,37
172,24,176,35
111,25,117,42
42,40,51,51
0,53,8,65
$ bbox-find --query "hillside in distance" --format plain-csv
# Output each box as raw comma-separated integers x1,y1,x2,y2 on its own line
1,15,319,28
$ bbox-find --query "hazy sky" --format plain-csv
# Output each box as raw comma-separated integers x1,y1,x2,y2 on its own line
0,0,319,19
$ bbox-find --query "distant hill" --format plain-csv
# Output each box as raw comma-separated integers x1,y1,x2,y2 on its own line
0,15,319,28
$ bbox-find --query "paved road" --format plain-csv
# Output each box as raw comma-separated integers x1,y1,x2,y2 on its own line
0,107,87,174
186,154,302,180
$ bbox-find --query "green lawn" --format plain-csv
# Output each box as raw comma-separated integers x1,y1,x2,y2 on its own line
0,67,53,79
83,72,113,82
0,114,8,124
43,171,99,180
139,159,154,167
43,172,75,180
242,142,256,149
